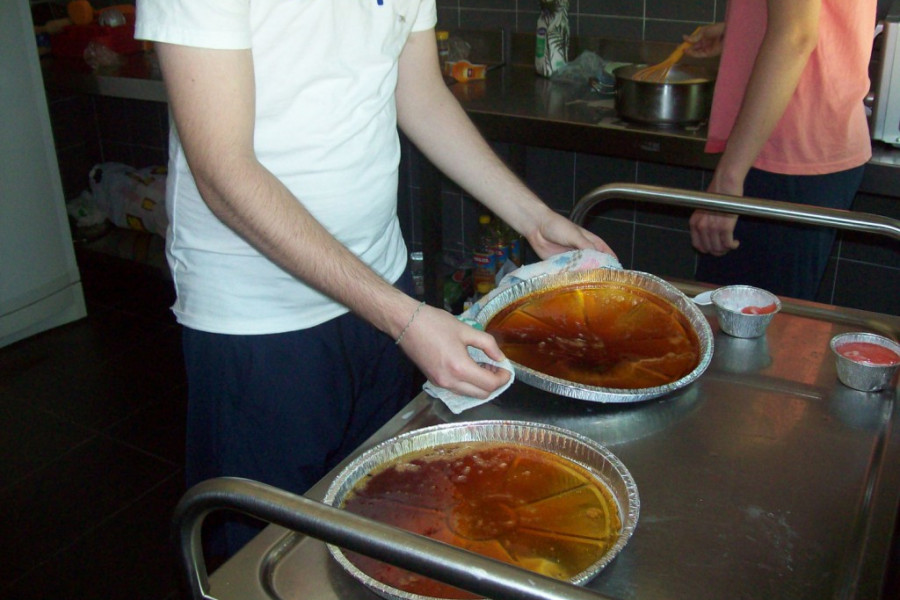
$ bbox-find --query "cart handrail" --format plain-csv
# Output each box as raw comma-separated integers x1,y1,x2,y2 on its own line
570,183,900,241
174,477,618,600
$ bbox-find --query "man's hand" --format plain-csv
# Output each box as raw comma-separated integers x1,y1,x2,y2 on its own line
691,163,746,257
399,304,511,399
526,209,617,260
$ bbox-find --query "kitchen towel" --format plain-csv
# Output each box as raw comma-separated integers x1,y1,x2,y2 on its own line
422,346,516,414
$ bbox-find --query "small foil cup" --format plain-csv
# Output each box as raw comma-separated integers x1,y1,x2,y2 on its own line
711,285,781,338
830,332,900,392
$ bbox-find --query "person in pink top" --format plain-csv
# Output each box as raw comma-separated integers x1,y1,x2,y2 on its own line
685,0,876,300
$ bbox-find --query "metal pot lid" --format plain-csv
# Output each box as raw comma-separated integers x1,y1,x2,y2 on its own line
613,63,717,84
474,268,714,403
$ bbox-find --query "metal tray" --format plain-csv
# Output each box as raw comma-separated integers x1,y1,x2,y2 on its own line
193,185,900,600
474,269,713,403
196,298,900,600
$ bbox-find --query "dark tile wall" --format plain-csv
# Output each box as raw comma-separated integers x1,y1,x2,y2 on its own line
47,91,169,200
404,127,900,315
436,0,897,40
436,0,725,44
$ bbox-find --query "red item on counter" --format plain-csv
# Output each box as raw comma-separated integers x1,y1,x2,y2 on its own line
741,303,778,315
50,20,141,58
447,60,487,82
836,342,900,366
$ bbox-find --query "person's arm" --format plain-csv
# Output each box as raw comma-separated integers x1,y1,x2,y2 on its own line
394,29,615,260
690,0,821,256
155,43,510,399
684,22,726,59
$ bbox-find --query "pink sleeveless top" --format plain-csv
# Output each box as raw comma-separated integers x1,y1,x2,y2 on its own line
705,0,875,175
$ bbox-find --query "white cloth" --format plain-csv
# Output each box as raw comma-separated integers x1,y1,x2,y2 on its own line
423,347,515,415
135,0,437,334
423,249,622,413
460,248,623,323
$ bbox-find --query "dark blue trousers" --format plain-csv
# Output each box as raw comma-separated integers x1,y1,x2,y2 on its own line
181,270,416,558
695,166,864,301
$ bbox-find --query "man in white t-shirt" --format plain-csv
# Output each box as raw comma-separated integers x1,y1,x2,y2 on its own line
136,0,614,556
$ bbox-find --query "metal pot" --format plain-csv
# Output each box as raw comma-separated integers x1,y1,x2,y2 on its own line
613,64,716,125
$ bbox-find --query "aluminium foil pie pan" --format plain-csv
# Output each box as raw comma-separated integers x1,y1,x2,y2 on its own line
474,268,713,403
830,332,900,392
323,420,639,600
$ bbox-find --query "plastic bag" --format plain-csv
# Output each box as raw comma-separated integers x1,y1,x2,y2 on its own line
89,163,168,236
83,40,123,70
550,50,614,88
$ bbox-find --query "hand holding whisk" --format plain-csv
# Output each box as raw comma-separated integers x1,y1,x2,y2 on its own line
632,26,703,83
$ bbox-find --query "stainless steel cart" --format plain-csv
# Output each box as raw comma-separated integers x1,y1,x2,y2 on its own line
176,184,900,600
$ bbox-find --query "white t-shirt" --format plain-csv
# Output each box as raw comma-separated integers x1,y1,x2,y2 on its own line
136,0,437,334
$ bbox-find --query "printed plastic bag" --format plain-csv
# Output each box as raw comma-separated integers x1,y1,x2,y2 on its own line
535,0,570,77
89,162,168,236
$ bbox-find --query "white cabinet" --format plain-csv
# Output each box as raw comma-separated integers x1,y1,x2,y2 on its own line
0,1,86,348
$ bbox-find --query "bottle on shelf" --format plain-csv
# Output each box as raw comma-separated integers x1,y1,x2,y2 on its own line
409,250,425,299
490,219,510,274
436,30,450,76
494,219,523,267
472,214,500,291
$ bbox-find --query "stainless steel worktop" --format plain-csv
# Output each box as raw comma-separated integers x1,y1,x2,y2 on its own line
446,64,900,197
448,64,718,170
40,53,900,197
199,293,900,600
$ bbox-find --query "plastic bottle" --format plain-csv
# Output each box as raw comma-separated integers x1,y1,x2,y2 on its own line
472,215,499,291
409,250,425,298
508,233,523,267
490,218,510,272
535,0,570,77
496,219,523,267
447,60,487,82
436,30,450,76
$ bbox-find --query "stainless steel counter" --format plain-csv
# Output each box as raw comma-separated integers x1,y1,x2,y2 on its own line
198,293,900,600
447,64,900,198
40,53,900,196
449,64,718,170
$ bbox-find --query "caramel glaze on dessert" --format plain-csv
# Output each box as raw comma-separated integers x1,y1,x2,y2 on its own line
486,282,700,389
340,442,621,599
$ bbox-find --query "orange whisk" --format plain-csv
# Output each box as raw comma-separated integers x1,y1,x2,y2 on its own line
632,26,703,83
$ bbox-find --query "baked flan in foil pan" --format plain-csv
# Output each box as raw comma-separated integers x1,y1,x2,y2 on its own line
323,420,639,600
474,268,713,403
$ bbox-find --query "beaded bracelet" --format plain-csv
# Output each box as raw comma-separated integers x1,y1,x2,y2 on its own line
395,300,426,345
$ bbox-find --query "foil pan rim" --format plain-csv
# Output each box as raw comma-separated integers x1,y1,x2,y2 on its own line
323,420,640,600
474,269,714,403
